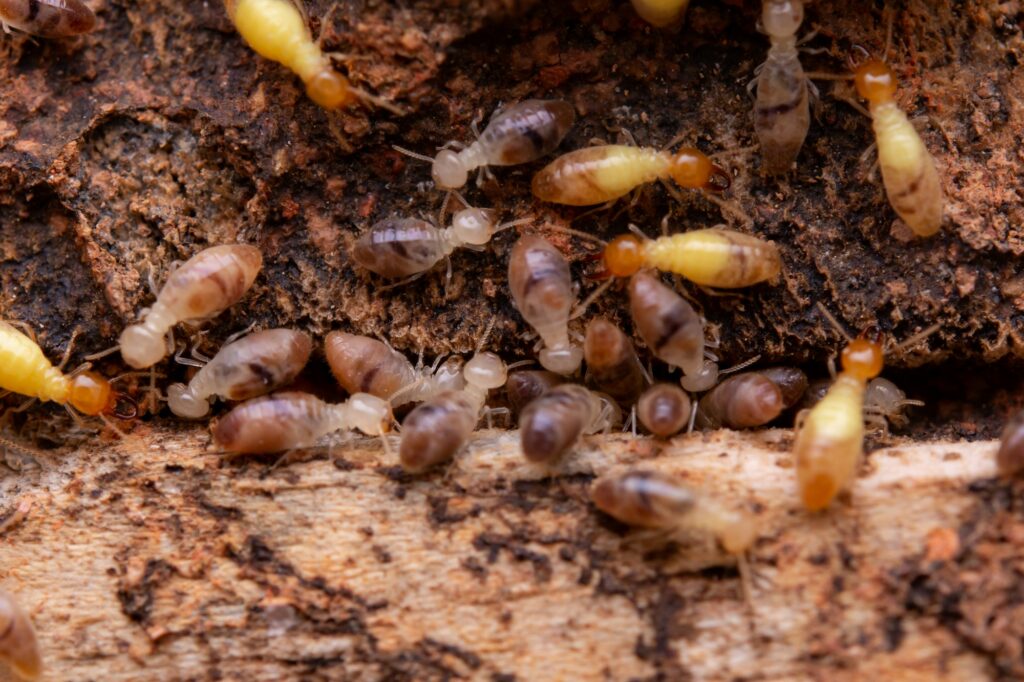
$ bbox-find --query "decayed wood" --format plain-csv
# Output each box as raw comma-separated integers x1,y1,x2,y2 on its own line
0,427,1008,680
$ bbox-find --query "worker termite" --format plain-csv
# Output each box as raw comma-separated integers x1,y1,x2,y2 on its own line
751,0,812,174
505,369,564,416
591,469,757,556
0,0,94,38
757,366,809,409
0,590,41,681
854,58,944,236
997,411,1024,477
211,391,392,455
399,351,508,473
629,0,688,27
324,331,464,407
352,204,527,282
0,322,133,427
695,370,803,430
584,317,645,408
519,384,619,465
167,328,312,419
120,245,263,370
394,99,575,190
508,235,583,375
531,143,730,207
222,0,398,113
637,383,692,438
628,271,705,378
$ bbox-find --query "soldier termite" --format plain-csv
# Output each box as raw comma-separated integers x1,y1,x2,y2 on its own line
508,235,583,375
628,271,705,378
222,0,398,113
854,58,944,236
584,317,646,408
394,99,576,190
695,369,807,430
997,411,1024,477
211,390,392,455
0,0,94,37
531,144,730,207
119,245,262,370
750,0,813,174
629,0,688,27
0,322,134,428
324,331,464,407
399,351,508,473
591,469,757,556
166,329,312,419
637,383,692,438
505,369,564,416
0,590,41,681
519,384,619,465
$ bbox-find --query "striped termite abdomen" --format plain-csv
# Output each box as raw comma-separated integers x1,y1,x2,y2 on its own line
519,384,605,464
325,332,418,401
399,390,479,473
584,317,645,406
696,372,784,430
628,271,704,376
0,590,41,681
506,370,564,416
352,219,447,279
120,245,263,369
531,145,669,206
477,99,576,166
997,411,1024,477
168,329,312,419
637,383,692,438
0,0,95,37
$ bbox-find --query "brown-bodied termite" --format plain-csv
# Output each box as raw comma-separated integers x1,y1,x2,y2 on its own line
519,384,619,464
637,383,692,438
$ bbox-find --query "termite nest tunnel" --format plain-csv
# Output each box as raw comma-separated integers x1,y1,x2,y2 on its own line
0,0,1021,447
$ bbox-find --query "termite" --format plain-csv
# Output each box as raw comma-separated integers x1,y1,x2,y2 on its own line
505,369,564,416
591,469,757,556
508,235,583,375
211,391,392,455
599,228,782,289
394,99,575,190
751,0,812,174
629,0,688,27
854,58,943,236
628,271,704,378
757,366,809,409
583,317,645,407
399,351,507,473
0,322,132,424
0,590,41,681
119,245,263,370
166,329,312,419
519,384,619,464
0,0,94,38
352,205,525,282
223,0,396,112
531,144,730,207
324,331,464,407
997,411,1024,477
695,370,801,430
637,383,692,438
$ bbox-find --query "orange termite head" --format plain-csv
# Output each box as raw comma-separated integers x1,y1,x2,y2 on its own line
603,235,646,278
306,70,356,110
840,332,884,382
854,59,898,105
67,371,117,416
669,147,730,192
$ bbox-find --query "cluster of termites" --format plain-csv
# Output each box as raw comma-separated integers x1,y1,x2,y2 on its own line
0,1,1010,676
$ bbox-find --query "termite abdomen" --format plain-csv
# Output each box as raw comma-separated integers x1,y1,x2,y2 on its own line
506,370,564,416
997,412,1024,476
757,366,808,409
628,271,704,376
696,373,784,430
637,383,692,438
519,384,601,464
584,317,645,406
399,391,478,473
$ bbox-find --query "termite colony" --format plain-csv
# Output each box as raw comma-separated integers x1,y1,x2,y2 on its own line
1,0,1014,676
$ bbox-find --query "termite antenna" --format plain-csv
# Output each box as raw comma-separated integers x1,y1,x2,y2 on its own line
893,322,941,354
815,302,853,342
392,145,435,164
569,279,615,321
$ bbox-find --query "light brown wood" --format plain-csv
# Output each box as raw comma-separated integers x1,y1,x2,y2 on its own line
0,427,1002,680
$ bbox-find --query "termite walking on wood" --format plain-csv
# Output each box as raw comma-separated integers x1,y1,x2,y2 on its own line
508,235,583,375
395,99,576,190
519,384,619,465
0,590,41,681
629,0,688,27
695,371,801,430
119,245,262,369
854,58,943,236
211,391,392,455
167,329,312,419
751,0,812,174
0,0,94,38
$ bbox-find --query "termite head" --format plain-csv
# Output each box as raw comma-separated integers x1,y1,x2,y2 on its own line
540,347,583,375
306,70,357,110
762,0,803,39
119,325,166,369
854,59,897,105
840,332,884,382
68,371,116,416
432,150,468,189
167,383,212,420
603,234,646,278
464,352,508,390
348,393,393,436
669,148,730,192
451,208,496,245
